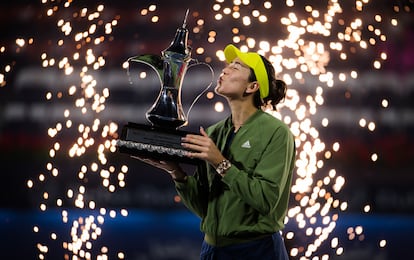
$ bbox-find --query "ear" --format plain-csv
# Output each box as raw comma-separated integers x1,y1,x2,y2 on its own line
245,81,260,94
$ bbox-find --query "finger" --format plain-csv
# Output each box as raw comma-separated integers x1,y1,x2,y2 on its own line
183,134,203,141
199,126,209,137
182,142,205,152
186,151,205,160
183,135,208,146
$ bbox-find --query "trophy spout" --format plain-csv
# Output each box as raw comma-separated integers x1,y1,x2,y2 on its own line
128,54,164,87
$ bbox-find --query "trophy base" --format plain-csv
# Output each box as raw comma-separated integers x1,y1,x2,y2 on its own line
116,122,201,165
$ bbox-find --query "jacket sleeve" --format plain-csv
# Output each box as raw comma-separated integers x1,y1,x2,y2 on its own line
174,164,209,218
221,125,295,215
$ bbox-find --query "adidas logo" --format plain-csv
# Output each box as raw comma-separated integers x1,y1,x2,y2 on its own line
241,140,251,148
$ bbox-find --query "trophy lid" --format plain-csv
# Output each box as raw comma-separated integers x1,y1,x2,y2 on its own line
163,9,190,56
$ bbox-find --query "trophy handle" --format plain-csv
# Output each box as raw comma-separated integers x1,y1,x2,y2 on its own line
127,54,164,87
184,59,215,123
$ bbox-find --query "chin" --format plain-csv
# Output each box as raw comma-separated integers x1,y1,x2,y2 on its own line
214,85,221,94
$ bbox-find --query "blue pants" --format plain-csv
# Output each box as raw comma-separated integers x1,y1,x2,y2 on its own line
200,232,289,260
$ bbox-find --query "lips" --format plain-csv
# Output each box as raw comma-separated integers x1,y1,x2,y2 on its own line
217,76,223,85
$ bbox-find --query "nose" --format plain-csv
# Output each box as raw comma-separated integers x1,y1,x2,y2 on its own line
219,69,227,78
221,65,230,74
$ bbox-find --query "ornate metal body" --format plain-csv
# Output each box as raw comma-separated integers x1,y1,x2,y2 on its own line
128,12,191,129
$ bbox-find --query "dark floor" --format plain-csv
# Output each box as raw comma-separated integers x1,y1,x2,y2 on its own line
1,209,412,260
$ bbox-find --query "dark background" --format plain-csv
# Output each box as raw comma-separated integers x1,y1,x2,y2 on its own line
0,0,413,259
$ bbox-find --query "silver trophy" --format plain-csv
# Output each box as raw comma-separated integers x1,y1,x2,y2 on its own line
116,10,212,164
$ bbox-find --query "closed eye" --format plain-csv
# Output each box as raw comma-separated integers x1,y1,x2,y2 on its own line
229,61,243,70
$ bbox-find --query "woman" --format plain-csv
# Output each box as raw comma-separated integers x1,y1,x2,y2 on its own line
138,44,296,259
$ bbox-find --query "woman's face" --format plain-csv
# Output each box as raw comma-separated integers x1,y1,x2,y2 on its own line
215,57,253,99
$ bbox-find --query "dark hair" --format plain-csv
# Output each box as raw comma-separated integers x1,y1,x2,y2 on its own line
248,55,287,110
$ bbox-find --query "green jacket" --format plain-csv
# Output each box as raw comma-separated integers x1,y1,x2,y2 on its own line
175,110,295,246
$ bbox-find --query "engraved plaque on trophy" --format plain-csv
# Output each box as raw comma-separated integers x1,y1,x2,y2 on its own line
116,10,212,164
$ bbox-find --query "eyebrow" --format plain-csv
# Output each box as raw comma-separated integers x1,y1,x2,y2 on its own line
231,60,249,69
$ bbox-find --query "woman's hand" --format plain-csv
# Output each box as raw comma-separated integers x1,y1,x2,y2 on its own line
131,156,187,182
182,126,225,167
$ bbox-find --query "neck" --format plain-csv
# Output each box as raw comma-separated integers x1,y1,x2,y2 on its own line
228,100,258,130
